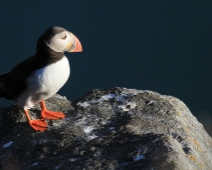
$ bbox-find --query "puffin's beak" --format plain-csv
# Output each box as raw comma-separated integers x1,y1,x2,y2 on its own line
66,33,83,52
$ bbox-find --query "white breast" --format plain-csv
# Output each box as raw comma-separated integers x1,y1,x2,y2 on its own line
18,56,70,109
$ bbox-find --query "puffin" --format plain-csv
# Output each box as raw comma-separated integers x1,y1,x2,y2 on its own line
0,26,82,132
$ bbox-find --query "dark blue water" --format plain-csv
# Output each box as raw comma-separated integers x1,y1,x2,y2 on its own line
0,1,211,131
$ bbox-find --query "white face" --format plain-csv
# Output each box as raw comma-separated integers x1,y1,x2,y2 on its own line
45,31,74,52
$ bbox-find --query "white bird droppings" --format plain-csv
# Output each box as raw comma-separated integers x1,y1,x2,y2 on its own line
87,135,98,140
31,162,39,166
78,101,90,107
101,94,116,100
69,158,77,162
55,164,62,169
102,121,111,125
109,127,115,130
134,154,145,161
83,126,94,134
3,141,13,148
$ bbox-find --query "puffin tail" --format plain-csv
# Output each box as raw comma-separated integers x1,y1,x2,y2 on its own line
0,73,13,100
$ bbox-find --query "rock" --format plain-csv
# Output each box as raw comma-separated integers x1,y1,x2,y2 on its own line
0,87,211,170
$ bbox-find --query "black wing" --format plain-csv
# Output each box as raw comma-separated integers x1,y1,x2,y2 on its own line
3,55,48,98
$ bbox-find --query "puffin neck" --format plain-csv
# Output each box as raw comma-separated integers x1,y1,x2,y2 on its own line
36,38,64,63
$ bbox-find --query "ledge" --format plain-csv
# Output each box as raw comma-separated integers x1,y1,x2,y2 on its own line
0,87,211,169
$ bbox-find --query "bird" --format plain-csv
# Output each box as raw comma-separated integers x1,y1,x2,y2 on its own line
0,26,82,132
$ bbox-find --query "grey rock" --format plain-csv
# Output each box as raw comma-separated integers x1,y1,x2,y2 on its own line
0,87,211,170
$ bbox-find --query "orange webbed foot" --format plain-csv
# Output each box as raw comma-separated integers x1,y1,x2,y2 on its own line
24,110,48,132
29,119,48,132
40,100,66,120
41,110,65,120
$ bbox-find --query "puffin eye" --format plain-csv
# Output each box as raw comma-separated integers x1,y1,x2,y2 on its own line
62,34,67,40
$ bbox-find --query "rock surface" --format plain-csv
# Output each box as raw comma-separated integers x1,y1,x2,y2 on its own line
0,88,212,170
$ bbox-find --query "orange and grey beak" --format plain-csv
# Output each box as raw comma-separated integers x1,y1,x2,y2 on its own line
67,33,83,52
